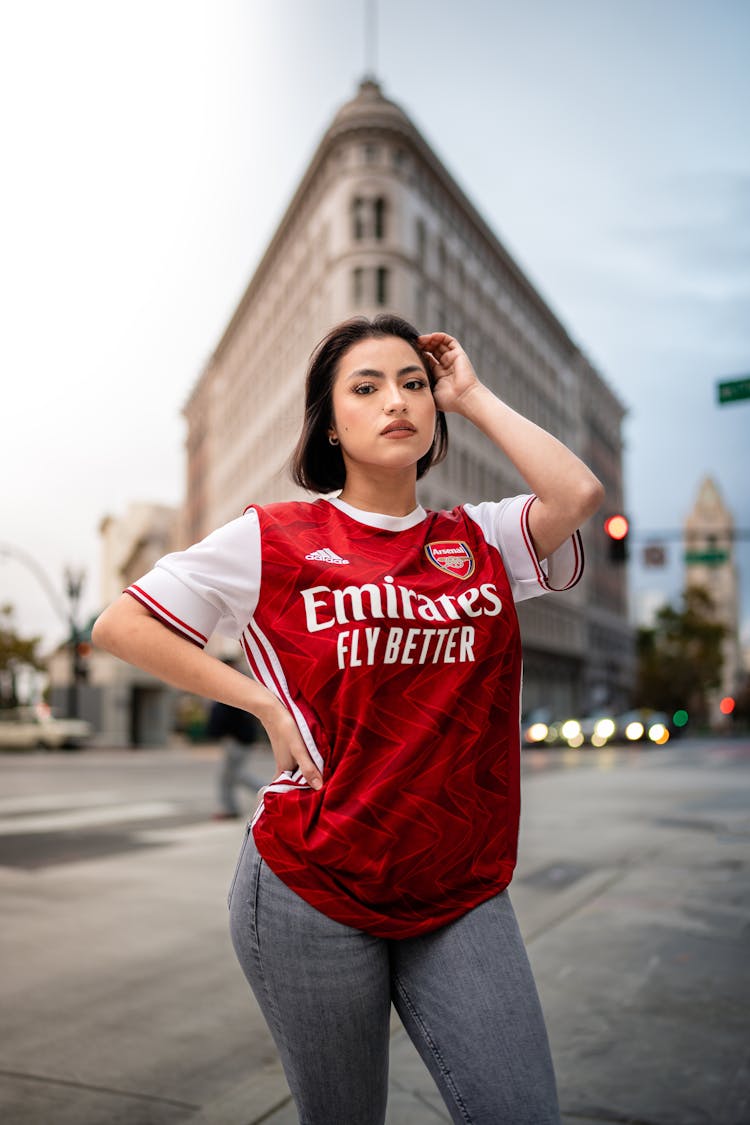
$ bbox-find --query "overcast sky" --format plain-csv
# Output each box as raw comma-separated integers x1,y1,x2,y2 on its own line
2,0,749,657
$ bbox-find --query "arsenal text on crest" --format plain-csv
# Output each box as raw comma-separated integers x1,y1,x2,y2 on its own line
424,541,476,580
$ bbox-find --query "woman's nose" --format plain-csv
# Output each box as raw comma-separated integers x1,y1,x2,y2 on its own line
384,386,407,413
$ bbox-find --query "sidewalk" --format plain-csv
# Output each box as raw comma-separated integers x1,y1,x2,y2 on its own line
191,740,750,1125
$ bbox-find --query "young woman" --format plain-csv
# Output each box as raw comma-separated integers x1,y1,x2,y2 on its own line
93,314,603,1125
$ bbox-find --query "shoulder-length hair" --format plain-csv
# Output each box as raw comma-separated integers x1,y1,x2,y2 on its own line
290,314,449,494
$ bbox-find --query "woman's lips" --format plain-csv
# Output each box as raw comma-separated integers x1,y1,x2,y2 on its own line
381,422,416,437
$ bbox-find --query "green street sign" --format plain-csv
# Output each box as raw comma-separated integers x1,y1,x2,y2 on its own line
684,549,729,566
717,375,750,404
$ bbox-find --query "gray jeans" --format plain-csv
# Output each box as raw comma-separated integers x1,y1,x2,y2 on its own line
228,830,560,1125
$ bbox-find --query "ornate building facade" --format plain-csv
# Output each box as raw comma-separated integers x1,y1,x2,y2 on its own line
182,79,633,714
684,477,743,711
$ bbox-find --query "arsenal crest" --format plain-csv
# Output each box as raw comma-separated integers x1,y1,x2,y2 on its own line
424,541,475,580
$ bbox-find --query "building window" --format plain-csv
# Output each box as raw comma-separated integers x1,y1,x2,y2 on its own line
352,197,367,240
352,195,388,241
416,218,426,267
353,268,364,303
376,267,389,306
363,144,379,164
415,283,426,325
374,197,386,240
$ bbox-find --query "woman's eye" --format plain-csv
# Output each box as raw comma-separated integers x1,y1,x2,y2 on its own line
405,379,428,391
353,383,376,395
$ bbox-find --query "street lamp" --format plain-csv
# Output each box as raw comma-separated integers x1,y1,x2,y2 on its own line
0,543,87,719
64,566,86,719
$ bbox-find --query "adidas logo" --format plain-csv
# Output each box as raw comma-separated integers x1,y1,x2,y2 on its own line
305,547,350,565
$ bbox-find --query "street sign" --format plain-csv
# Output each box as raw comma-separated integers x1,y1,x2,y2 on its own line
717,375,750,405
684,549,729,566
643,544,666,567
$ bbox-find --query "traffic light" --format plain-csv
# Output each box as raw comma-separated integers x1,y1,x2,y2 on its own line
604,514,629,563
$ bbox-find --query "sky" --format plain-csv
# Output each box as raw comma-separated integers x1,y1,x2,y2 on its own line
1,0,749,658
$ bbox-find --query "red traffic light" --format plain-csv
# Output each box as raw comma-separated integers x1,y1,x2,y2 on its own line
604,514,629,541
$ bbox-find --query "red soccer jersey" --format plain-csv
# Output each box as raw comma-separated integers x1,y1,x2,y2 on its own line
127,495,583,938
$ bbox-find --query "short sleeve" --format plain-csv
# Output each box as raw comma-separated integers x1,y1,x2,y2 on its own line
125,509,261,646
464,495,584,603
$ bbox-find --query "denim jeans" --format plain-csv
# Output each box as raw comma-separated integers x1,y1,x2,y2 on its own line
228,830,560,1125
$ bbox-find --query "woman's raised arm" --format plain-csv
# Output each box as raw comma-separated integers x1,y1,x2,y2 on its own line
419,331,604,559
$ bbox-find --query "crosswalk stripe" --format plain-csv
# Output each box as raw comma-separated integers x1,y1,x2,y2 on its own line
0,802,180,835
0,792,119,814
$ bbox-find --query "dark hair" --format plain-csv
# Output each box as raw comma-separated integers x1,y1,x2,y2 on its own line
291,314,449,494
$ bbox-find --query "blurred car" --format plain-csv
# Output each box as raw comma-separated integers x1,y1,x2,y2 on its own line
521,710,583,749
0,707,92,750
578,714,618,748
521,708,554,748
612,708,672,746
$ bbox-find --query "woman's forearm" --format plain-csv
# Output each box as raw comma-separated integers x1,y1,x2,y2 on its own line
93,595,324,787
92,595,279,724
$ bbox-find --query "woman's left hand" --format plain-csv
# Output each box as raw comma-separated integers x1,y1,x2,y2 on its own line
418,332,482,414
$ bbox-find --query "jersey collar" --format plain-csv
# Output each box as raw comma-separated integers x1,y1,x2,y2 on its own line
324,496,427,532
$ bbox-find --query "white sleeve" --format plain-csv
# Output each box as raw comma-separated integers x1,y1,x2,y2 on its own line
125,509,262,645
464,495,584,603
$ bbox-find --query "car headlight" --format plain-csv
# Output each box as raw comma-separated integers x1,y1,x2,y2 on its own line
625,721,644,740
561,719,581,740
594,718,615,740
526,722,549,743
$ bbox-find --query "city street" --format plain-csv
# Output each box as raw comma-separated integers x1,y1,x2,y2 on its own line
1,738,748,1125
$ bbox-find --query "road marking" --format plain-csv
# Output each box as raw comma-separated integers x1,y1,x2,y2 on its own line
0,802,180,835
0,792,120,814
134,821,248,845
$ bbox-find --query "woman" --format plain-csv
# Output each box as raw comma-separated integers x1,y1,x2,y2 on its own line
93,314,603,1125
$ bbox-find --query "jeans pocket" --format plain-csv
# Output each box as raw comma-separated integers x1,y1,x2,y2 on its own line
227,825,252,910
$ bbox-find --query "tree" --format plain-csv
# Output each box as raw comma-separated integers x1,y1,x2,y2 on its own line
635,586,726,725
0,604,44,709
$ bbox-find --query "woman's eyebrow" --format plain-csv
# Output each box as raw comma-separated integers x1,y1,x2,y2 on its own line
345,365,425,380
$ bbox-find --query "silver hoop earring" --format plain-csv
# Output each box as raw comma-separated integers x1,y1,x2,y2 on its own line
328,434,339,446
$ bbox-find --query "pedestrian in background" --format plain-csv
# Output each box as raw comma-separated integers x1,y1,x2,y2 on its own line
93,314,603,1125
206,683,265,819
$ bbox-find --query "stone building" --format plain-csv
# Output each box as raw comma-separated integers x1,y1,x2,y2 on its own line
684,477,743,713
182,79,632,715
49,502,184,745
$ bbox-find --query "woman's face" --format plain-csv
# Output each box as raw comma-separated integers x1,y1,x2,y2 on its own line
329,335,437,477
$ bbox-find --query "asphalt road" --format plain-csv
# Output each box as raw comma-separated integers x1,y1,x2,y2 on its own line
1,738,748,1125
